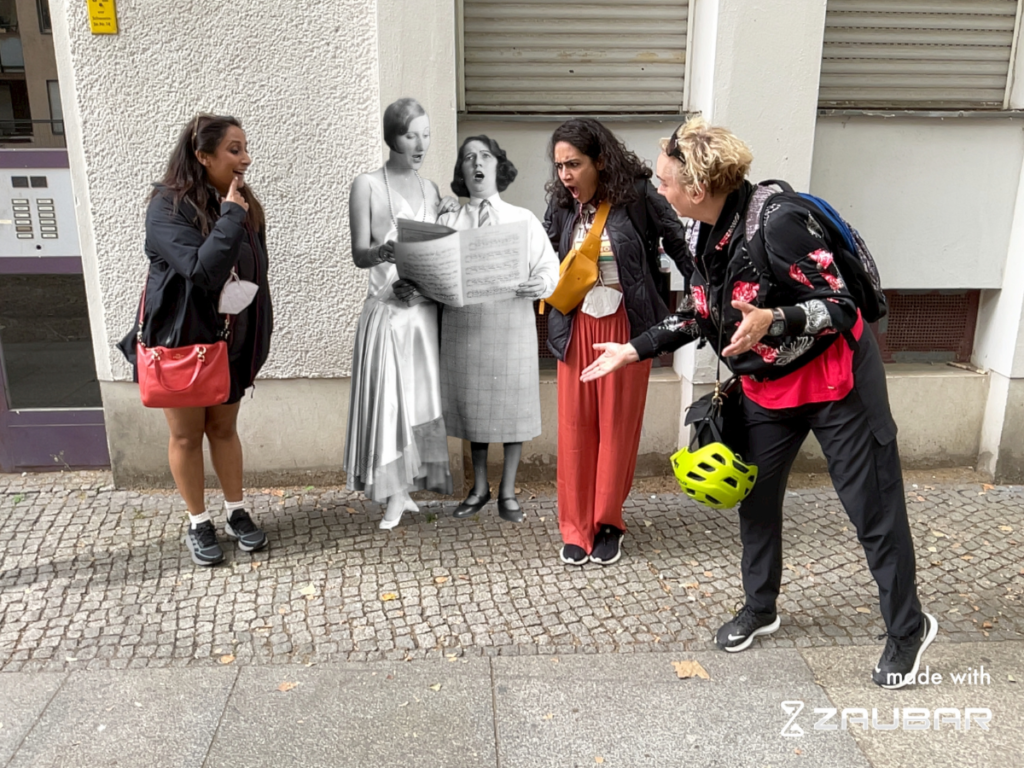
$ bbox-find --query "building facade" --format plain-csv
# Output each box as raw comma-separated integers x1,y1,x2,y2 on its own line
2,0,1023,484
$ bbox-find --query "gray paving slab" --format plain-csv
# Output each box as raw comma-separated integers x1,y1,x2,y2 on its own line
5,667,237,768
491,648,870,768
0,672,66,764
801,640,1024,768
205,657,496,768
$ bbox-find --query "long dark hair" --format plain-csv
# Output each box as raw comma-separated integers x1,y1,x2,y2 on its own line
153,114,265,235
450,135,517,198
545,118,652,210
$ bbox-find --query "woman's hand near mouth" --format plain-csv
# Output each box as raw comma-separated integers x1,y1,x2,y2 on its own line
225,176,249,212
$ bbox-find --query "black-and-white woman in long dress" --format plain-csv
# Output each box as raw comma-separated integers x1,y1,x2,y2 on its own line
437,136,558,521
344,98,456,529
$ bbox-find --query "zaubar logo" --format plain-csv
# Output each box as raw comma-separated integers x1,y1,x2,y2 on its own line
780,701,992,737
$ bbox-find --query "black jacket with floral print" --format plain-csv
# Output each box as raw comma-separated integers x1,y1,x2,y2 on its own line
630,180,859,381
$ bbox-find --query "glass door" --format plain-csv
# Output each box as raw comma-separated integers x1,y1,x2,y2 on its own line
0,260,109,471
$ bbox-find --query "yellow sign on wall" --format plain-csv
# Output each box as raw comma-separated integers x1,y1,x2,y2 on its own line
87,0,118,34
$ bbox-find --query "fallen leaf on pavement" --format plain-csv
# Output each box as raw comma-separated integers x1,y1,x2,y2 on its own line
381,593,398,601
672,660,710,680
981,483,995,492
703,571,713,578
346,506,358,514
999,526,1013,533
931,531,947,538
219,655,235,664
429,683,442,692
434,576,449,584
595,758,604,765
542,713,554,720
278,682,298,692
299,584,316,597
1009,674,1017,683
682,582,699,589
982,621,993,629
855,607,871,614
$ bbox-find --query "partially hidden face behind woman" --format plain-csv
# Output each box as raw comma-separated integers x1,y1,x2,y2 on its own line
392,114,431,172
197,125,251,196
553,141,602,205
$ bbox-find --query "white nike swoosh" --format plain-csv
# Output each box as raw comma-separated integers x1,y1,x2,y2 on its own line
875,666,881,673
728,634,747,641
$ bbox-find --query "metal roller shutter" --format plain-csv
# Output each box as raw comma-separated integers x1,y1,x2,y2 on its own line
820,0,1023,109
461,0,688,114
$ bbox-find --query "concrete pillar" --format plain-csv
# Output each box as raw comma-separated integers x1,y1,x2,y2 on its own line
674,0,828,446
973,155,1024,483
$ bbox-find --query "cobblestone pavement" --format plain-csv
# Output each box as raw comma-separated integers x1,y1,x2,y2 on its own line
0,471,1021,673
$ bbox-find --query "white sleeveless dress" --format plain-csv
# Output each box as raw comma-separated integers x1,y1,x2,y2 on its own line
343,174,453,501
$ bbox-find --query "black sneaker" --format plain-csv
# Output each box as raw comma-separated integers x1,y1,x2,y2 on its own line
589,525,623,565
715,605,781,652
872,612,938,689
184,520,224,566
560,544,588,566
224,509,268,552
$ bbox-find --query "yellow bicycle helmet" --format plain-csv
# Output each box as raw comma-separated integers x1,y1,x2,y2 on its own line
671,442,758,509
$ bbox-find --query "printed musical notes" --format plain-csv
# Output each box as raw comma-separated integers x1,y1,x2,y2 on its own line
395,219,529,307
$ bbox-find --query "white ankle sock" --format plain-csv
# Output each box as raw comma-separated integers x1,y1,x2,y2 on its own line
189,511,211,529
224,498,246,515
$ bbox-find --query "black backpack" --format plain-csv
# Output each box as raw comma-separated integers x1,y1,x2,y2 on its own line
743,180,888,323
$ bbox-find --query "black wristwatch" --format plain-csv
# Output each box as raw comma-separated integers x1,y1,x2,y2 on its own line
768,307,786,337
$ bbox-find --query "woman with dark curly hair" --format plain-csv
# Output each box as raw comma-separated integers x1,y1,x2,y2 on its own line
437,135,558,522
544,118,689,566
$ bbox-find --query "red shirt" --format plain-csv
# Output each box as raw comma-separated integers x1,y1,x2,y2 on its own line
742,312,864,409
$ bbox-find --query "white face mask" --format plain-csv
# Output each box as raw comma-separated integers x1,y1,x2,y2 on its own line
580,284,623,318
218,269,258,314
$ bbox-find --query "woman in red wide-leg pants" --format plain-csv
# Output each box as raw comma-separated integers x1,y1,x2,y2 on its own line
557,305,652,555
543,118,689,566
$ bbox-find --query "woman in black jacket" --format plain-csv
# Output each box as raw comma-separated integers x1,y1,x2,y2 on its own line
544,118,688,566
119,114,273,566
580,116,934,689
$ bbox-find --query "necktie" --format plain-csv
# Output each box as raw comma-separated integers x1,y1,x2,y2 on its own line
478,199,493,227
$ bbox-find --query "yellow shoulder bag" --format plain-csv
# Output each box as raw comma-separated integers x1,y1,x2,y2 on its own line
541,201,610,315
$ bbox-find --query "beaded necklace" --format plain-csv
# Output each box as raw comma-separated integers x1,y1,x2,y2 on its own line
383,163,427,229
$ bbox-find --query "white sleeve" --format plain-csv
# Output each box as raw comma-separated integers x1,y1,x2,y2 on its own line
526,213,559,295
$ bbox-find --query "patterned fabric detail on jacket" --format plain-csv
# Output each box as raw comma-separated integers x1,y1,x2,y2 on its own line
629,181,861,380
798,299,832,335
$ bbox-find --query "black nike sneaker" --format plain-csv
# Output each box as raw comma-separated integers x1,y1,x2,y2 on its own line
715,605,781,652
872,612,938,689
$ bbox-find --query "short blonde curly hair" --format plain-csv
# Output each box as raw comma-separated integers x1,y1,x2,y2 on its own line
661,116,753,197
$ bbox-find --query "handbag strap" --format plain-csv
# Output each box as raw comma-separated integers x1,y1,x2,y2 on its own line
135,276,233,348
136,281,148,345
578,200,611,262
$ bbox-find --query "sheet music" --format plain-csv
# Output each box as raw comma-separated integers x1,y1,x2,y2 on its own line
394,219,528,307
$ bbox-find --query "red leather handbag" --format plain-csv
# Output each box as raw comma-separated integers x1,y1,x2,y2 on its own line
135,285,231,408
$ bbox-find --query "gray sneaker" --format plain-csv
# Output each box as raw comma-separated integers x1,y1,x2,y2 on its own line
184,521,224,566
224,509,267,552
